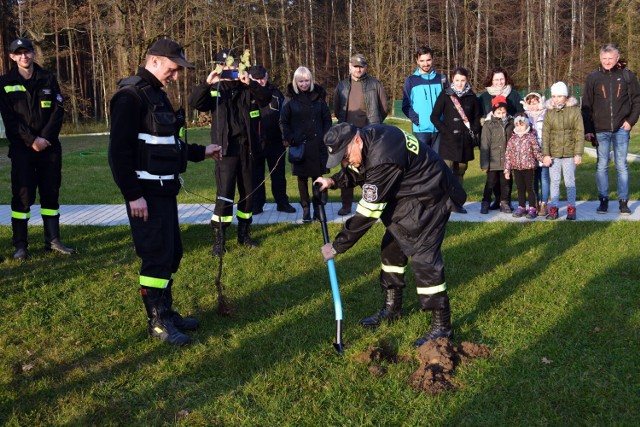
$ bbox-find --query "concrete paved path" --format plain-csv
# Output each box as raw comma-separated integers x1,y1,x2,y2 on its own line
1,200,639,226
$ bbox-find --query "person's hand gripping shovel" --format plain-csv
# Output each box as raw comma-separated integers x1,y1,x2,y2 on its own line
312,182,345,354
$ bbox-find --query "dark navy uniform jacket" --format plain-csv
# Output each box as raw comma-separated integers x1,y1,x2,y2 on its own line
331,124,466,256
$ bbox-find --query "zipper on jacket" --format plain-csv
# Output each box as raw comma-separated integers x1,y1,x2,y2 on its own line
608,73,614,131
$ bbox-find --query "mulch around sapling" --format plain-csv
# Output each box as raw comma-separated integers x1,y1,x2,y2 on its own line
354,337,491,394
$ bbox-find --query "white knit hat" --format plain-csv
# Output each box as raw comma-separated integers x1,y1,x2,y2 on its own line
550,81,568,97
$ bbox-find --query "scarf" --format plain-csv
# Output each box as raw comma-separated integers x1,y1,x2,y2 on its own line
486,84,513,98
453,83,471,97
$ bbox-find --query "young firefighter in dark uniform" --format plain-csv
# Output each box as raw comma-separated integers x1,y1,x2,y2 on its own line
0,37,75,260
249,65,296,215
316,123,466,346
109,38,222,346
189,49,272,256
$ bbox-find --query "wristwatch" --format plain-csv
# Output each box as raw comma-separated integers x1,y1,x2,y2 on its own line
330,246,338,256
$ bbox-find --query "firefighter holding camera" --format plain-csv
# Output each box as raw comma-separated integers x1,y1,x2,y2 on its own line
189,49,272,257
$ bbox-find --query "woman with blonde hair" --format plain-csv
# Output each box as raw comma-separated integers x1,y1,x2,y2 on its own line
280,66,332,222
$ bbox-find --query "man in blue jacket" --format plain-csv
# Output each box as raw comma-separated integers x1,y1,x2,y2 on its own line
402,46,448,153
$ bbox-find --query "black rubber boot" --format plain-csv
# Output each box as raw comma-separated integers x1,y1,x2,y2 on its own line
140,287,191,346
43,215,76,254
415,292,453,347
237,221,259,247
164,279,199,331
211,221,226,257
12,218,29,260
596,197,608,214
359,288,404,328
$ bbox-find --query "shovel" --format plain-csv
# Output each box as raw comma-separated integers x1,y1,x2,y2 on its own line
312,183,345,354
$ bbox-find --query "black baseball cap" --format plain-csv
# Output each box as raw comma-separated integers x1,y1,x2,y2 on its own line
249,65,267,79
147,38,194,69
214,48,238,65
9,38,34,53
325,123,359,168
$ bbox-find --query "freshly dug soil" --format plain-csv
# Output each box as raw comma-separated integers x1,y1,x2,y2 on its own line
410,337,491,394
355,337,490,395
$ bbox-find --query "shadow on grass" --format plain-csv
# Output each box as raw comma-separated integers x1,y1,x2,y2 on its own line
440,221,640,425
0,222,385,424
2,220,636,424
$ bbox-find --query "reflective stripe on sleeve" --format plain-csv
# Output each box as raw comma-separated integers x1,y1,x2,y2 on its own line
356,199,386,219
140,276,170,289
40,208,60,217
4,85,26,93
11,211,30,220
381,263,407,274
416,283,447,295
211,214,233,223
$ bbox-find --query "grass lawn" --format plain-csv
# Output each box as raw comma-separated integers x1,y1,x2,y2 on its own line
1,122,640,425
1,221,639,425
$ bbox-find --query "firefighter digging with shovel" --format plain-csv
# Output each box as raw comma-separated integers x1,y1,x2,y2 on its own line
315,122,466,347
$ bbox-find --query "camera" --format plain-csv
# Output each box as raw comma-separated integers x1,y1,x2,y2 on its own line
220,69,239,80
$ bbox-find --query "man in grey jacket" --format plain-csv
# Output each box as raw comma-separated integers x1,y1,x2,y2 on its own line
333,54,387,215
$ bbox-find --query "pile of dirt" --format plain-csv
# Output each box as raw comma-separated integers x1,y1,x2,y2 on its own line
354,337,491,394
410,337,491,394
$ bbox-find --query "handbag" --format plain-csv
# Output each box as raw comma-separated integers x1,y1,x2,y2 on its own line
450,96,480,147
288,142,305,163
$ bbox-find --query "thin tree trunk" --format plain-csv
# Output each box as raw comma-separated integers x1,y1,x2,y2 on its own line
308,0,315,73
262,0,274,67
279,0,290,74
63,0,78,125
568,0,576,83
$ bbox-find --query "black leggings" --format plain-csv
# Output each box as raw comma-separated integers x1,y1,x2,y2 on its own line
513,169,537,208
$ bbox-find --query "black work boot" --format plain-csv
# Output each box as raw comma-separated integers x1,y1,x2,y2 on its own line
596,197,608,214
237,221,259,247
140,287,191,346
12,218,29,260
43,215,76,254
360,288,404,328
415,292,453,347
164,280,199,331
211,221,226,257
619,199,631,215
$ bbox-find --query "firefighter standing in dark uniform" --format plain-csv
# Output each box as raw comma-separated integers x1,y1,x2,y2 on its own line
189,49,271,257
0,37,75,260
109,38,222,346
249,65,296,215
315,122,466,346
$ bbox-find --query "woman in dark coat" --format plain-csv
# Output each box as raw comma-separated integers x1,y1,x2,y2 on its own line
430,67,481,213
280,66,332,222
477,66,524,119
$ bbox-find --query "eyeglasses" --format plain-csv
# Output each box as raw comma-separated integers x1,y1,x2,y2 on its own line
12,51,33,57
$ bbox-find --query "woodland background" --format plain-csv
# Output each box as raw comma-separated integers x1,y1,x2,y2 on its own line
0,0,639,127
